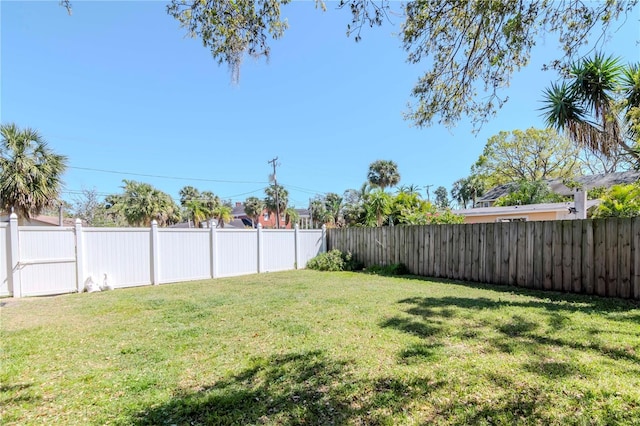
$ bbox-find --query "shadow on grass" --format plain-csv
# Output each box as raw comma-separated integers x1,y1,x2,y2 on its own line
364,271,640,315
382,294,640,368
125,350,445,425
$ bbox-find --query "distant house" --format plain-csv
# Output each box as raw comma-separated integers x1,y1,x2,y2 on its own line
0,213,77,226
474,170,640,207
231,202,312,229
457,199,601,224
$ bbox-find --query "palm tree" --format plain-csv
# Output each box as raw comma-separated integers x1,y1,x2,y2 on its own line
179,186,200,205
324,192,343,226
397,184,422,196
367,160,401,191
541,53,640,163
183,199,210,228
264,184,288,228
284,207,299,227
106,180,181,227
243,196,264,227
212,204,232,228
0,123,67,223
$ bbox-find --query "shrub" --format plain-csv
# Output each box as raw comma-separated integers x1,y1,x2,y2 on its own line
306,250,362,272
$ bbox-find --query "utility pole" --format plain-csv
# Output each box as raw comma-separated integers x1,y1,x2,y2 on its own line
424,184,433,202
268,157,280,229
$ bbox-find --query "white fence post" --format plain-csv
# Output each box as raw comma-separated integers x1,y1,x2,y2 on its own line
210,223,219,278
74,219,84,293
8,213,21,298
257,223,263,273
321,224,327,253
150,220,159,285
294,223,300,269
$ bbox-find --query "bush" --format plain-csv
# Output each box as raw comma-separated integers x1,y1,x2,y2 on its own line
306,250,362,272
365,263,410,276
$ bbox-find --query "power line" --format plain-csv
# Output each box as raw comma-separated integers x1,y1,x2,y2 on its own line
69,166,268,185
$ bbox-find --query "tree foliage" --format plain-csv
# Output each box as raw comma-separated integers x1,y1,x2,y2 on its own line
592,182,640,218
451,176,485,209
244,196,265,227
472,128,582,188
178,186,218,227
367,159,400,191
493,180,566,207
0,123,68,222
433,186,449,209
71,188,124,227
162,0,636,129
541,54,640,164
264,184,288,227
106,180,181,227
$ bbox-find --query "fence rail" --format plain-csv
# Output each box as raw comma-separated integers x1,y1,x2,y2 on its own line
1,215,326,298
328,218,640,300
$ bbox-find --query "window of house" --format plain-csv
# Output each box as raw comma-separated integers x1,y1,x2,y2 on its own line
496,217,527,222
264,212,269,220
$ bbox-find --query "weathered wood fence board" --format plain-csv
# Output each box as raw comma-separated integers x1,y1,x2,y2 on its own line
327,218,640,300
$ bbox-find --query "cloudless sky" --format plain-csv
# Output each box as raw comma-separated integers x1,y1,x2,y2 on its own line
2,1,639,210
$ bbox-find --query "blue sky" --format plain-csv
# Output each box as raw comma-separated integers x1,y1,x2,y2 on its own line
2,1,639,210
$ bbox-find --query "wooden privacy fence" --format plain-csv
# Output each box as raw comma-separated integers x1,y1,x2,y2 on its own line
327,218,640,300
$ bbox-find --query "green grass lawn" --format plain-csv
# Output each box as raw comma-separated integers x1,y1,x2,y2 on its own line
1,270,639,425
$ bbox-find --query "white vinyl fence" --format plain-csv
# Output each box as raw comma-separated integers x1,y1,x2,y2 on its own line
0,214,326,298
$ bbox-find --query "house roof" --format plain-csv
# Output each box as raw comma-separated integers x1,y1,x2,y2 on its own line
0,213,78,226
458,199,601,217
476,170,640,203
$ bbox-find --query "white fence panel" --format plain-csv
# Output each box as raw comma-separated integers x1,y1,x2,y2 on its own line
216,229,258,277
298,230,324,268
263,230,296,272
0,224,9,297
158,229,211,284
83,228,151,288
18,227,77,296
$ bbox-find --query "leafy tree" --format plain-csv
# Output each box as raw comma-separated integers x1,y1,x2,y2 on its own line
541,54,640,164
161,0,634,129
471,128,582,188
0,123,67,223
493,180,566,207
71,188,124,227
244,196,265,227
367,160,400,191
264,184,288,228
341,187,368,227
106,180,181,227
592,182,640,218
390,191,430,225
433,186,449,209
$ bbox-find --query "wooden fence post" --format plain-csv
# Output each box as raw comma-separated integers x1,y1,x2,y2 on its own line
74,218,85,293
150,220,159,285
8,213,21,298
